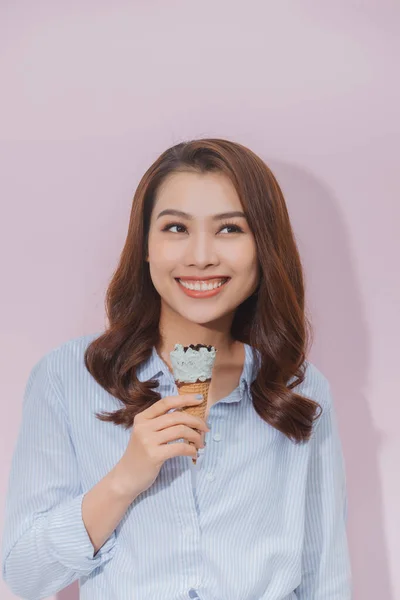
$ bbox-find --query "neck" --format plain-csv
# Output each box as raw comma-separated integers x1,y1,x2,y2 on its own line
156,304,238,370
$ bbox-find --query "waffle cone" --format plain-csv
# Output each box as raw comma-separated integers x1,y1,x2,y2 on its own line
176,380,210,464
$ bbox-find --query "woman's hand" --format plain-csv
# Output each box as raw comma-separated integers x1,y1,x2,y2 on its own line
115,394,209,499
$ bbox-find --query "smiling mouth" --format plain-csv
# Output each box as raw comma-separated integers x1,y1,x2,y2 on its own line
175,277,230,291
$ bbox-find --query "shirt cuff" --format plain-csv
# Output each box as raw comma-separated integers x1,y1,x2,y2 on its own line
42,492,117,573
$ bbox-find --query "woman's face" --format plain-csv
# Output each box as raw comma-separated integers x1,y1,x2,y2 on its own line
147,170,259,327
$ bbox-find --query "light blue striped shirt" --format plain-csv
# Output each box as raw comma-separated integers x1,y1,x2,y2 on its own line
1,332,352,599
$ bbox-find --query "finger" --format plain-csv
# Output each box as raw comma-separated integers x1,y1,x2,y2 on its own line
200,430,206,447
153,412,210,433
163,442,198,460
157,424,203,448
139,394,203,421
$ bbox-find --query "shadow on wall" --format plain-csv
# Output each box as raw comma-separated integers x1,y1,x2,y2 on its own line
57,159,392,600
57,580,78,600
271,159,393,600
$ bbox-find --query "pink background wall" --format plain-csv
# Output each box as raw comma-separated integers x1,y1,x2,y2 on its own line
1,2,399,599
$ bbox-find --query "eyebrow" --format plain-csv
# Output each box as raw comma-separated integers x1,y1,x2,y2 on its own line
156,209,247,221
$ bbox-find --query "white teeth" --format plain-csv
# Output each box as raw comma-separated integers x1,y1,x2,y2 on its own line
178,278,228,291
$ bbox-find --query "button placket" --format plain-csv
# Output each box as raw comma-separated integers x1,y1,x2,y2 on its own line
184,526,194,538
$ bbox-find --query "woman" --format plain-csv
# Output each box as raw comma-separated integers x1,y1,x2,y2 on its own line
1,139,352,599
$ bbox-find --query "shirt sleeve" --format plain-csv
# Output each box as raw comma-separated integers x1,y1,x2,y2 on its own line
295,380,352,599
1,352,117,599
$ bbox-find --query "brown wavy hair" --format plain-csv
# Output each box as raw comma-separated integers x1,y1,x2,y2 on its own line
85,138,322,443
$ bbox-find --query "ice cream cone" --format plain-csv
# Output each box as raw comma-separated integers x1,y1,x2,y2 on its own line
176,380,210,464
170,343,217,465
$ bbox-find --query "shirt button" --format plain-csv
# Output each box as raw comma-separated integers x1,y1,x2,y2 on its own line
213,433,221,442
205,472,215,481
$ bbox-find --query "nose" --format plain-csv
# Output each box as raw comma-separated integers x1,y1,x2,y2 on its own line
183,231,219,269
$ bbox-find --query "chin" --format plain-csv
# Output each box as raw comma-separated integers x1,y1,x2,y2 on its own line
173,304,238,325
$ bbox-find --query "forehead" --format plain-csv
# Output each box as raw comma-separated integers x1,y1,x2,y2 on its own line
153,171,242,215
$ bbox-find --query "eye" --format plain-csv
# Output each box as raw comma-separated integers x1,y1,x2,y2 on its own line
161,221,245,234
161,222,187,233
219,222,244,234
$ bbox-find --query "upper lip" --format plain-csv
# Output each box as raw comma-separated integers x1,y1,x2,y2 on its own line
176,276,230,281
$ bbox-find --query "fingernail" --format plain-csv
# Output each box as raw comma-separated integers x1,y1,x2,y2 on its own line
195,394,203,400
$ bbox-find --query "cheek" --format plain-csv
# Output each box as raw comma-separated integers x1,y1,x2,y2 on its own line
161,246,183,263
225,242,257,269
148,236,179,265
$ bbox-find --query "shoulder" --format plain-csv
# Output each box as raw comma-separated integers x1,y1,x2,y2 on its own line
250,348,334,415
27,331,103,389
43,331,102,364
22,332,106,420
294,359,334,415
